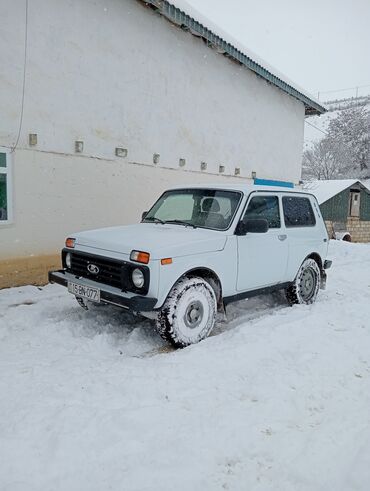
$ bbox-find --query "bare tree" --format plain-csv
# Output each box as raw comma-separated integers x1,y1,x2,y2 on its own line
303,105,370,180
302,137,352,180
327,106,370,174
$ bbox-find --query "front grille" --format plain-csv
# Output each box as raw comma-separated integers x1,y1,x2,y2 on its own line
69,252,123,289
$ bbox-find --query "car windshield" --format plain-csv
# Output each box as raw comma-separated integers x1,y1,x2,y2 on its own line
143,189,242,231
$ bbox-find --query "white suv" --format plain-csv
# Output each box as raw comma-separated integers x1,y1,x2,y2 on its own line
49,183,332,347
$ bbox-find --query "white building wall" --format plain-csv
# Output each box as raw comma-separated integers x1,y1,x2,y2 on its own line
0,0,305,261
1,149,240,258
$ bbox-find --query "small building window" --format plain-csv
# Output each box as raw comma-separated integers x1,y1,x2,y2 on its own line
349,192,360,217
283,196,316,227
0,151,11,223
244,195,281,228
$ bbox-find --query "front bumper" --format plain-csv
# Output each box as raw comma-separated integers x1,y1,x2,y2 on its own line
49,270,157,312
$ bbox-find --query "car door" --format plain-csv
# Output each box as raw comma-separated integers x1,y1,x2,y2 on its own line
282,194,325,281
236,193,289,291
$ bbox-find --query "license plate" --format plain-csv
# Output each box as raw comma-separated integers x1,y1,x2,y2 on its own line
68,281,100,302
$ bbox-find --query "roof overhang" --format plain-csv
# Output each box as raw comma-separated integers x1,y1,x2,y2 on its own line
141,0,326,116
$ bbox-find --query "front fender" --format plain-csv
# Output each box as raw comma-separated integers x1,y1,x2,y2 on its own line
154,237,237,309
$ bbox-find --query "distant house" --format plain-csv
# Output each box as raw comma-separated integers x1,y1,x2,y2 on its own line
305,180,370,242
0,0,324,288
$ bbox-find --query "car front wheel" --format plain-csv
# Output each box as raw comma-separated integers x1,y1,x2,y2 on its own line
155,277,217,348
286,258,321,305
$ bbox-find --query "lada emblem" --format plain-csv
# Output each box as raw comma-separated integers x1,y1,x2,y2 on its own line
87,263,99,275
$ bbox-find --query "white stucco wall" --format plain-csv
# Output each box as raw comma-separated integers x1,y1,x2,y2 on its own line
1,149,243,258
0,0,305,259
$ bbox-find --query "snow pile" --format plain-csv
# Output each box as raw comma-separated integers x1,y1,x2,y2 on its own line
1,241,370,490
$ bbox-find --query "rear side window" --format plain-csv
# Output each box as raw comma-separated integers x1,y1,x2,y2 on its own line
283,196,316,227
244,195,280,228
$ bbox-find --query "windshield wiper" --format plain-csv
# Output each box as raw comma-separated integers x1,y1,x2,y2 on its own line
143,217,165,224
163,220,197,229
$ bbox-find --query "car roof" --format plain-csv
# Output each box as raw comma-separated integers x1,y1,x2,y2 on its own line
167,182,315,196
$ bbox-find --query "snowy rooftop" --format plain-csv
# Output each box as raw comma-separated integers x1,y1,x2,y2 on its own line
302,179,370,204
143,0,325,115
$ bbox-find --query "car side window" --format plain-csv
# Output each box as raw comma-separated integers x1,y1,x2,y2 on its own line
282,196,316,227
243,195,280,228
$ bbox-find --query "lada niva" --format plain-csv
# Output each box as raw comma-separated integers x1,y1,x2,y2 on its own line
49,183,332,347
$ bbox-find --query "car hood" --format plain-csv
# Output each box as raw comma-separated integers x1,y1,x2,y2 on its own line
74,223,227,259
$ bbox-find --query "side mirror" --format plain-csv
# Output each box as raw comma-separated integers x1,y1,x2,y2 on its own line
236,218,269,236
141,211,148,221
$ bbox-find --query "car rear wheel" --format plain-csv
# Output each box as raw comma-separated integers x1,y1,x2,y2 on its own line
286,258,321,305
156,277,217,348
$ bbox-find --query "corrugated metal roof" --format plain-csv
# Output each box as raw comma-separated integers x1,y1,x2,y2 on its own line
142,0,326,116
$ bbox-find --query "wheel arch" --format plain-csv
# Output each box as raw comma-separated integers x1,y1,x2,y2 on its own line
306,252,323,271
171,267,223,309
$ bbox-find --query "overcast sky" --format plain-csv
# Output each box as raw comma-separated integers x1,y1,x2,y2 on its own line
187,0,370,101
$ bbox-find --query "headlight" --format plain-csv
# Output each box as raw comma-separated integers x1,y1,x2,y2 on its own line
65,253,72,269
132,268,145,288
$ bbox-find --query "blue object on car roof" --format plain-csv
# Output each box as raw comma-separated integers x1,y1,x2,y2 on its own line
254,178,295,189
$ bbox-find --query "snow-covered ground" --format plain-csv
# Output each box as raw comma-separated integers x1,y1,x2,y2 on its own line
1,241,370,491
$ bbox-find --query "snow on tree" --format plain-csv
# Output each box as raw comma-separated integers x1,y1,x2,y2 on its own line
302,138,352,180
303,105,370,180
327,105,370,173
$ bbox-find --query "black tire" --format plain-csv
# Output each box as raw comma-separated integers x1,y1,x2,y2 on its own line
155,277,217,348
286,258,321,305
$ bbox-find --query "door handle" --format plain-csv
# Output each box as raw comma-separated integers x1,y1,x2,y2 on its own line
278,234,287,241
